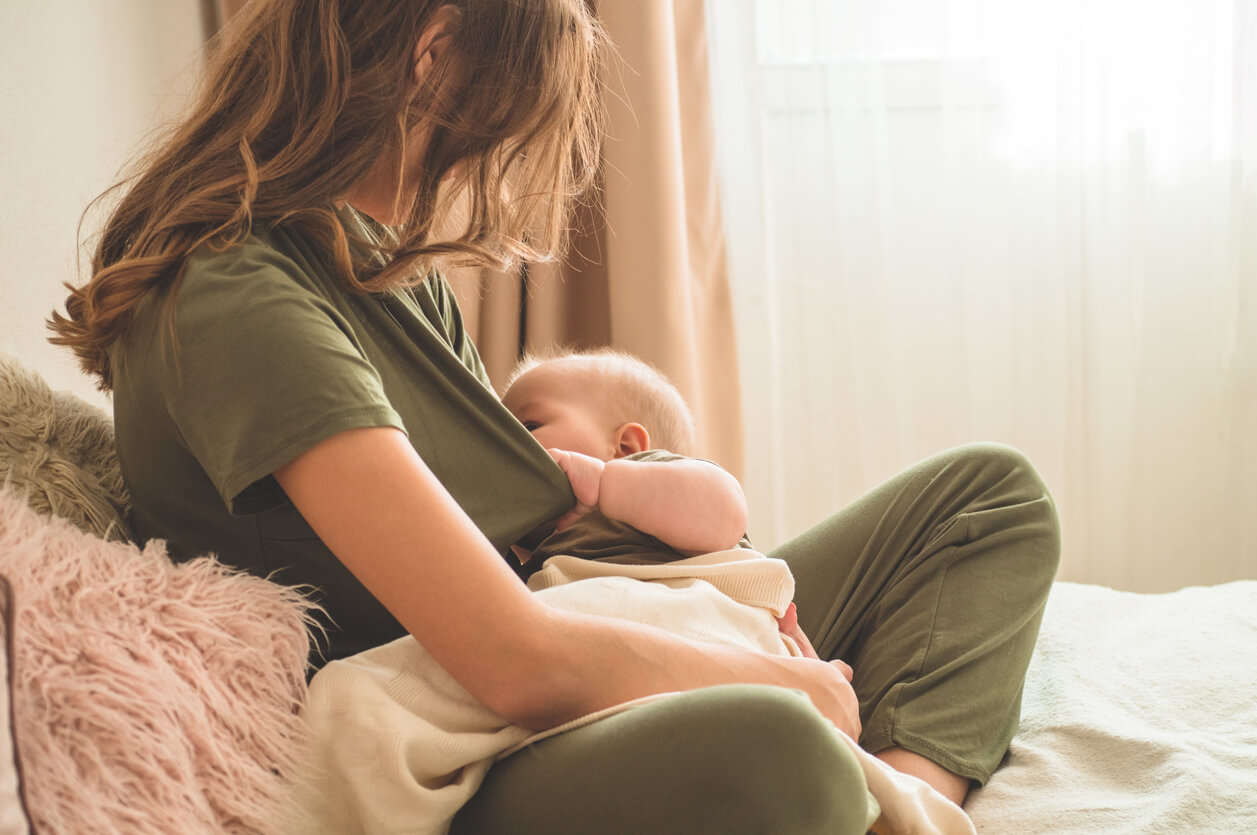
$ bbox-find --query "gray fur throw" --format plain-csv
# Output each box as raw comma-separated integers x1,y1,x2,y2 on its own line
0,354,131,541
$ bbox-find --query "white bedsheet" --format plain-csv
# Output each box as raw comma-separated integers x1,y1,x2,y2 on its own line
966,580,1257,834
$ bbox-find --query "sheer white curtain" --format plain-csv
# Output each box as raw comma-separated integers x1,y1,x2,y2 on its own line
708,0,1257,591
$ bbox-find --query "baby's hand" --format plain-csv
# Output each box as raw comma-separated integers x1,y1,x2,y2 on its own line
778,602,823,664
777,603,855,681
547,449,605,530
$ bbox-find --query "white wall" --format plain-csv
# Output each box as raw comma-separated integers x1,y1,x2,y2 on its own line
0,0,206,410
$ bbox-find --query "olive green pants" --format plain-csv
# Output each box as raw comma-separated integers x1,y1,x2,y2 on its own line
451,443,1060,834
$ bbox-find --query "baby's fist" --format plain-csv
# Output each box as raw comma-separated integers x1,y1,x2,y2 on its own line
547,449,605,529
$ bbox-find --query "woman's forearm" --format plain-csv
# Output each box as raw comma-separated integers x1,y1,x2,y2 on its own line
274,427,851,743
505,604,861,738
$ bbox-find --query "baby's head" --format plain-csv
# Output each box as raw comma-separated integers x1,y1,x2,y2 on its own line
502,348,697,461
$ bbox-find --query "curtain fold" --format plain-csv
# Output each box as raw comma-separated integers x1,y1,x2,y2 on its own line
451,0,744,472
215,0,245,25
594,0,743,471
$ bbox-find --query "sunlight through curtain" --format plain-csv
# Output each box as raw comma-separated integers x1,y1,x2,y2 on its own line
708,0,1257,591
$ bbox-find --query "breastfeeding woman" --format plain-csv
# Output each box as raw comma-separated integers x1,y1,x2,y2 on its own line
50,1,1060,832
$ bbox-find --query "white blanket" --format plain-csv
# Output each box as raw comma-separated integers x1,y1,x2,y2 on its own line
966,580,1257,834
300,550,973,834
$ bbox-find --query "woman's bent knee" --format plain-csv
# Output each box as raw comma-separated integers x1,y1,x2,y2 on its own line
950,442,1046,493
689,685,873,834
453,684,873,835
948,442,1062,579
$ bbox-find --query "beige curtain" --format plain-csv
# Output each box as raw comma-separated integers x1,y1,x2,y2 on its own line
603,0,742,474
452,1,743,474
215,0,245,26
215,0,744,474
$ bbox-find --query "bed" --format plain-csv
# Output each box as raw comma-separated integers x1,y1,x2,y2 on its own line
294,559,1257,835
966,578,1257,834
2,352,1255,834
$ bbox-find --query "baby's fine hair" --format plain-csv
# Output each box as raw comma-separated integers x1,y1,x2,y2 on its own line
507,347,698,456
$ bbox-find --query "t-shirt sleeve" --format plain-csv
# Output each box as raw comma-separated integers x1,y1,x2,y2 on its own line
161,242,405,514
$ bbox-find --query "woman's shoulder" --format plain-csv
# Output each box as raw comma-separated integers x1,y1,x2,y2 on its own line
180,208,411,302
130,236,358,387
175,223,353,323
183,227,316,290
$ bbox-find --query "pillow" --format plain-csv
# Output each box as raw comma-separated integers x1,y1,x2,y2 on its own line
0,353,131,541
0,489,316,834
0,577,30,835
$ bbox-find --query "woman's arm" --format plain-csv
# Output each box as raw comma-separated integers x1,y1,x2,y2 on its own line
275,427,858,735
547,449,748,555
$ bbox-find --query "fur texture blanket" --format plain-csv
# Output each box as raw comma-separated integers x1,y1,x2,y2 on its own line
0,355,316,833
0,353,130,540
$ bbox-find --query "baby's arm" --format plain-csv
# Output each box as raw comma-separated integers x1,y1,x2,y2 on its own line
547,450,748,555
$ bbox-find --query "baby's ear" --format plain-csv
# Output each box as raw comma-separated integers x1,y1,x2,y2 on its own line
613,422,650,458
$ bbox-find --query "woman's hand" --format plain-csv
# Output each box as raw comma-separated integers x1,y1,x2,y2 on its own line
790,656,862,739
777,602,858,736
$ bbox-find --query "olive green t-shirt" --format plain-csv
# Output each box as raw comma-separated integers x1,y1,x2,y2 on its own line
110,208,573,666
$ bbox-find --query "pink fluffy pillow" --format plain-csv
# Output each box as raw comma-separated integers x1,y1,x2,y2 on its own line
0,489,316,834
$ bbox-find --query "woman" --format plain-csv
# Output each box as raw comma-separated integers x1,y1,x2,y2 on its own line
50,1,1060,832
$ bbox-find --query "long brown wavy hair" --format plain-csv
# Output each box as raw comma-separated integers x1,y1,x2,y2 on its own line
49,0,608,390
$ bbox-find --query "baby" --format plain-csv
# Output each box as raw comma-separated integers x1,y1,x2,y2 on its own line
501,346,820,673
501,347,749,568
